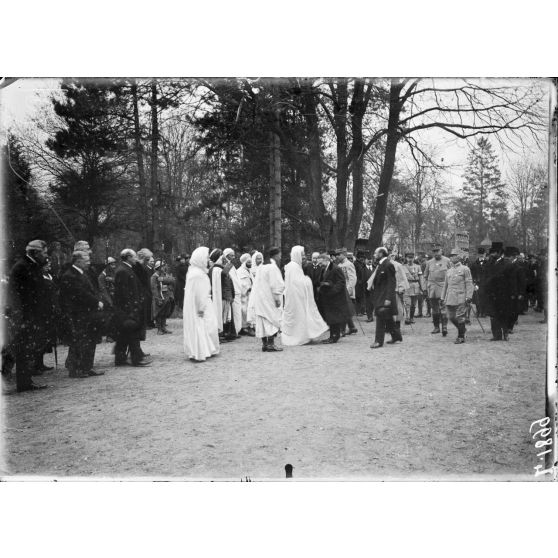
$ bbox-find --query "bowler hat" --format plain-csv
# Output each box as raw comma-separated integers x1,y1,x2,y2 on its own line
490,242,503,253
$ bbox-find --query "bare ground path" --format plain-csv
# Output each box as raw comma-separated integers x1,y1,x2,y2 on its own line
1,310,547,479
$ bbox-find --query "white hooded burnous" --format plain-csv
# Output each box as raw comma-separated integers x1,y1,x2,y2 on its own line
281,245,329,346
250,252,285,338
237,253,254,329
183,247,220,361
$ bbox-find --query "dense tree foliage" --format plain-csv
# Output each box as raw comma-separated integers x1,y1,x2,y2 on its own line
6,77,549,262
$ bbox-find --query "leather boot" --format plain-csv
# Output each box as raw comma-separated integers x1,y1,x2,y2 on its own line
431,313,440,334
441,315,448,337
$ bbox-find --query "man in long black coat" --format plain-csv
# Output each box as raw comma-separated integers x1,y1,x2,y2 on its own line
114,249,152,366
317,253,351,344
6,240,49,392
305,251,323,304
354,251,368,316
59,251,105,378
470,247,489,317
369,247,400,348
174,254,189,310
484,243,517,341
134,248,155,329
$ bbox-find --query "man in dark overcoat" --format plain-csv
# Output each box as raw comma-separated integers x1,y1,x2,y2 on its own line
317,252,351,344
470,247,489,317
484,242,518,341
174,254,189,310
134,248,155,329
59,251,105,378
305,251,323,304
114,249,152,366
369,247,400,348
6,239,49,392
354,251,368,316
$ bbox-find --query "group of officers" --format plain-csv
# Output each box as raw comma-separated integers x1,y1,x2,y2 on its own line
2,236,547,392
297,241,544,348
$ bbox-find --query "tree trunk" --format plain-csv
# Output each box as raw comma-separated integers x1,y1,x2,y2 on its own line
332,79,349,245
268,129,282,248
300,81,337,249
347,79,367,249
150,80,159,248
131,80,150,245
367,80,405,251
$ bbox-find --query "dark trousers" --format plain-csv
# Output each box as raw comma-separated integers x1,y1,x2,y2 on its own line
416,293,424,316
115,333,143,364
67,336,96,373
328,323,341,340
365,292,374,320
490,315,508,340
374,307,396,345
15,346,36,391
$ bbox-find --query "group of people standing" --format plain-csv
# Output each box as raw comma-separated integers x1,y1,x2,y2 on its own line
3,236,547,390
182,240,546,361
3,240,183,392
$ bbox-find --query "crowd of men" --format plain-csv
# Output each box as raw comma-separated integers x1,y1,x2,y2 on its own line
1,237,548,390
2,240,190,392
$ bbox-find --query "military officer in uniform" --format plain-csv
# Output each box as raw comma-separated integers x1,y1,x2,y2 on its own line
402,252,423,324
423,244,451,336
441,249,474,344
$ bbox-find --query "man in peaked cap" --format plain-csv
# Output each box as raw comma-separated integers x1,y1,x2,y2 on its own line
423,244,451,336
98,257,117,307
6,240,49,391
442,248,474,344
402,252,423,324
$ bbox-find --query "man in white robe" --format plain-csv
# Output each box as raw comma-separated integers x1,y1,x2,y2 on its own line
223,248,242,336
281,246,329,346
251,246,285,352
237,253,255,336
209,249,224,335
183,247,219,362
251,251,263,279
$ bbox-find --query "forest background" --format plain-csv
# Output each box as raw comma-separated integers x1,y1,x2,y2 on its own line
0,77,550,264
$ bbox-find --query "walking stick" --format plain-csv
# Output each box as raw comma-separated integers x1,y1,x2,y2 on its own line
468,302,486,334
353,312,366,336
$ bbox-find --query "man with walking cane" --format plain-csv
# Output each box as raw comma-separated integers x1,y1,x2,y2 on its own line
441,248,474,344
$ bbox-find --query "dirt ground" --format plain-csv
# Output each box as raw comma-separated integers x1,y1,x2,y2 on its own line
0,309,548,480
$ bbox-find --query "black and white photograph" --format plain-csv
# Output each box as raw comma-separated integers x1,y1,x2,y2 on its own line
1,3,558,555
1,75,555,481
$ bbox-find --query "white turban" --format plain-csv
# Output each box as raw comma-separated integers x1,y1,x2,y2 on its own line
223,248,234,258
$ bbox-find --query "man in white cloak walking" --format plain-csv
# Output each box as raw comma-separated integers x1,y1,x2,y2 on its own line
251,246,285,352
183,247,220,362
281,246,329,346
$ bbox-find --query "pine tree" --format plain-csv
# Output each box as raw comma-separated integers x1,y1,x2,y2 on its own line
46,79,131,244
461,137,507,246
